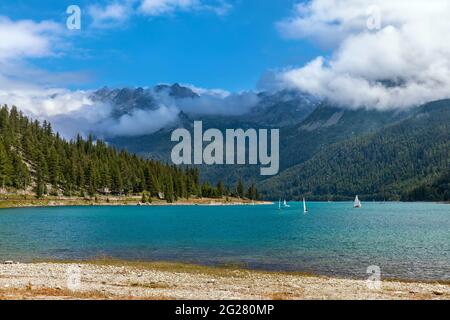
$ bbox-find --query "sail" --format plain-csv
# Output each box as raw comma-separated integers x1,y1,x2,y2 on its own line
354,195,362,208
303,198,308,213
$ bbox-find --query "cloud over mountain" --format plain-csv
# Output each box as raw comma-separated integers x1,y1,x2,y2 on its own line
0,84,260,139
276,0,450,110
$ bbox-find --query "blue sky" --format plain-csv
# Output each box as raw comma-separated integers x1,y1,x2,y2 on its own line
0,0,323,91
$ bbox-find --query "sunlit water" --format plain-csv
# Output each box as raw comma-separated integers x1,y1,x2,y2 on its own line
0,202,448,280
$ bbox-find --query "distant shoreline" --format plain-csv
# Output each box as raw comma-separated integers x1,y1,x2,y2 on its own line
0,196,273,210
0,260,448,300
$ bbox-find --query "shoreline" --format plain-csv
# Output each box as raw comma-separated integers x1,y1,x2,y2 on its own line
0,260,448,300
0,196,273,210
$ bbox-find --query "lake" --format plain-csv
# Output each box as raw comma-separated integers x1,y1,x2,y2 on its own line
0,202,448,281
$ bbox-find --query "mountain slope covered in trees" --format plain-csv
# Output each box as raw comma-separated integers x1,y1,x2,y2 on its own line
258,100,450,201
405,170,450,201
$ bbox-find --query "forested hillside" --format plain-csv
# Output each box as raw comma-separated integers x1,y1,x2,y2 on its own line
259,100,450,201
0,105,205,202
405,170,450,201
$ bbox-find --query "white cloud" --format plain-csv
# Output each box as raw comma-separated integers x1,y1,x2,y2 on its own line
100,105,179,136
181,84,230,98
0,88,179,138
139,0,199,15
88,2,133,28
0,16,62,61
176,92,259,116
150,84,259,116
87,0,231,25
139,0,231,16
276,0,450,110
0,16,86,91
0,84,260,139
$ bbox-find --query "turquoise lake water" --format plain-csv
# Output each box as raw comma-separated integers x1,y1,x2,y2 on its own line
0,202,448,281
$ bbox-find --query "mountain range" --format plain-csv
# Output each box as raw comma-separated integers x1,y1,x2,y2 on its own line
90,84,450,201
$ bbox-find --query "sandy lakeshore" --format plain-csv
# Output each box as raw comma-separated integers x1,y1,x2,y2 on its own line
0,261,448,300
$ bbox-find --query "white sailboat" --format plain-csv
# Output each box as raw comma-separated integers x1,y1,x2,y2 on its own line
354,195,362,208
283,199,290,208
278,199,282,210
303,197,308,213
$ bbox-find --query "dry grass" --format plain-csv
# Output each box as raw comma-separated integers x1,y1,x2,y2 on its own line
269,291,301,300
0,286,177,300
0,287,110,300
129,281,173,289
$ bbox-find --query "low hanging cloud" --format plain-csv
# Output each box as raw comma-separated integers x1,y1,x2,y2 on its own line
275,0,450,110
0,86,260,139
0,88,180,138
175,92,259,116
152,85,260,116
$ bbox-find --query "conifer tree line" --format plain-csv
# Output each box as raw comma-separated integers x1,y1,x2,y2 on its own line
0,105,259,201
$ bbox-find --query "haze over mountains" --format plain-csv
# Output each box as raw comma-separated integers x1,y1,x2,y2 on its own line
91,83,319,132
78,83,449,201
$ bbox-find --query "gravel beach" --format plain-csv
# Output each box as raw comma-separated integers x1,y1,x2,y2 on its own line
0,262,448,300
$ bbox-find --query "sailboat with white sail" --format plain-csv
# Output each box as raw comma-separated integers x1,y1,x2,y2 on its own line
354,195,362,208
283,199,290,208
303,198,308,214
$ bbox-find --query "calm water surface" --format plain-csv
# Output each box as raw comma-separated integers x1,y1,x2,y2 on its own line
0,202,449,280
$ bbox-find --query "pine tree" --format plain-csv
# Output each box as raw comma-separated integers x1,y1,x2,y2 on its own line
141,191,148,203
35,169,45,198
236,178,244,199
0,141,12,189
216,181,224,198
48,146,60,190
165,175,174,203
246,184,258,200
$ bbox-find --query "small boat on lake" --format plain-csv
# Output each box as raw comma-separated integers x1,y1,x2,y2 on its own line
303,198,308,214
354,195,362,208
